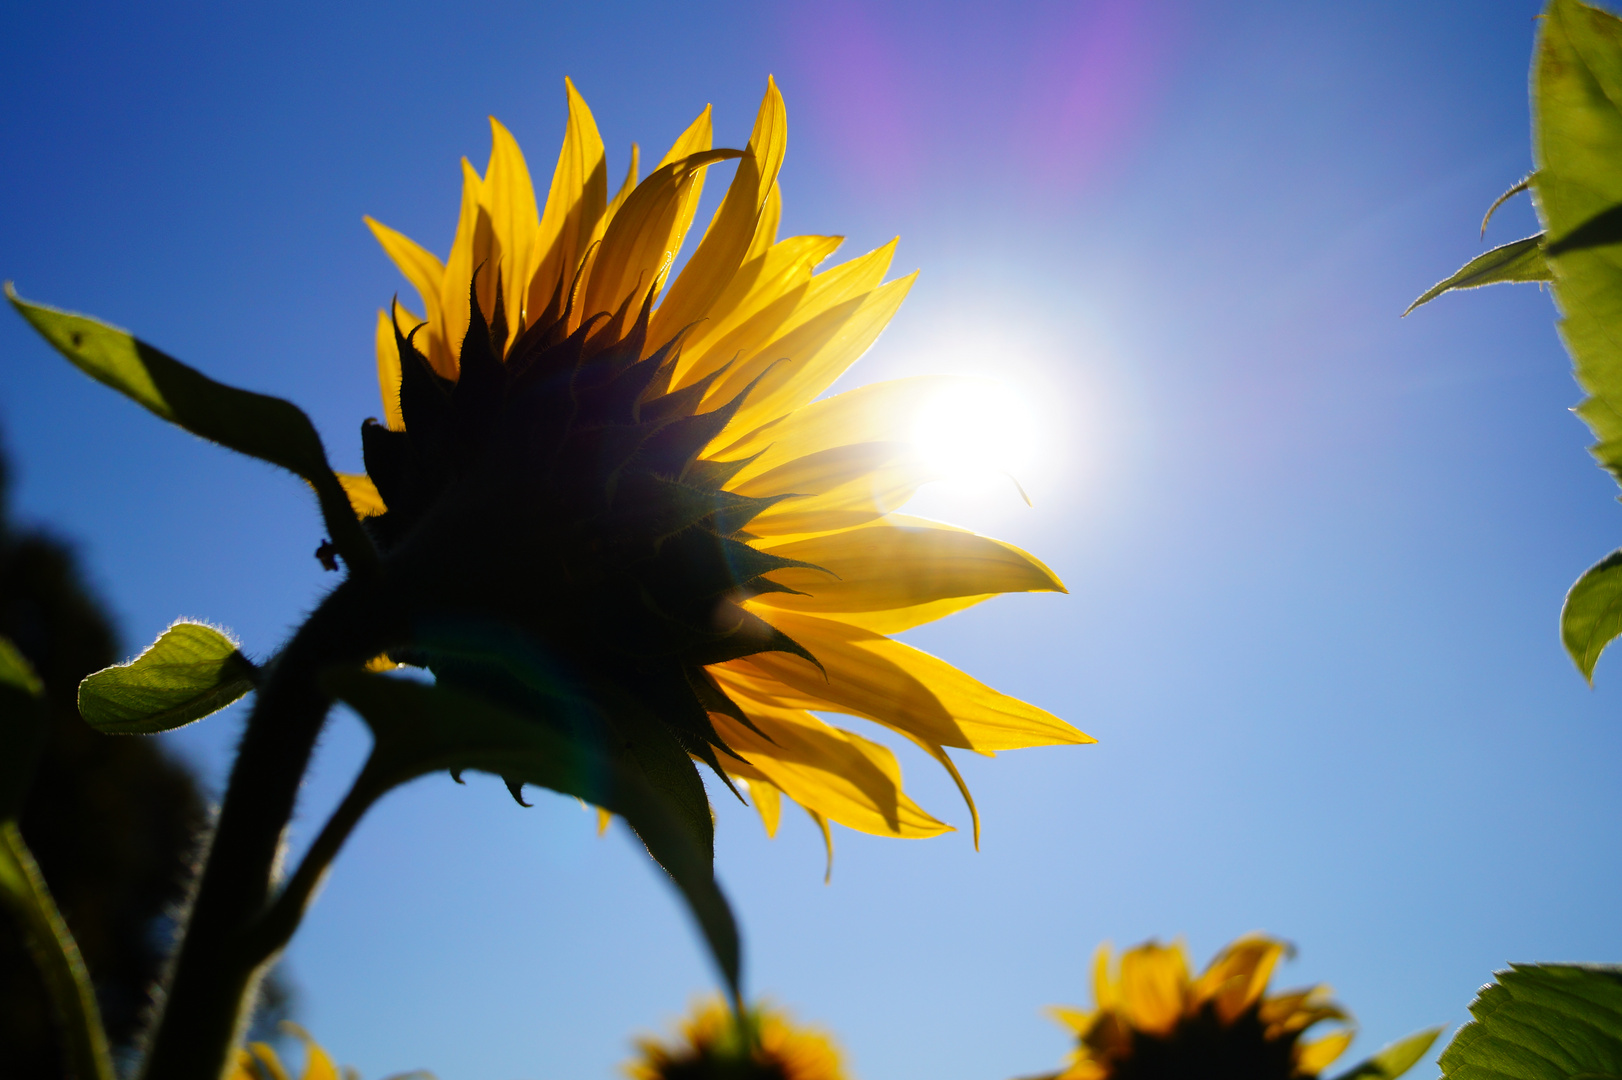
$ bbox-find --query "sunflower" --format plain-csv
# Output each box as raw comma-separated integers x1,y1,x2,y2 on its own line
1039,936,1354,1080
626,996,847,1080
350,77,1090,856
231,1026,346,1080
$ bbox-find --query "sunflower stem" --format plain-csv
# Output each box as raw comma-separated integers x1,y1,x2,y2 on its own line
138,573,403,1080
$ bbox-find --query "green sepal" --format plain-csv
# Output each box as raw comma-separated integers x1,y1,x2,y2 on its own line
1330,1027,1443,1080
1404,235,1550,316
5,286,377,575
323,667,742,1002
1439,964,1622,1080
0,637,47,820
78,621,257,734
1562,548,1622,682
1481,175,1534,237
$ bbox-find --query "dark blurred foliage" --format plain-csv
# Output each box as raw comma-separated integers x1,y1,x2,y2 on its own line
0,438,292,1075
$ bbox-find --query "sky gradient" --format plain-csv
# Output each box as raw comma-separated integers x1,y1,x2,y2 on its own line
1,2,1608,1079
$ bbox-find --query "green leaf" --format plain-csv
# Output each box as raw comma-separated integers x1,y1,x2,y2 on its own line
0,637,47,820
1331,1027,1444,1080
78,621,257,734
324,668,742,1001
0,822,114,1080
1533,0,1622,490
1404,235,1551,315
1439,964,1622,1080
5,286,377,575
1482,175,1534,238
1561,548,1622,681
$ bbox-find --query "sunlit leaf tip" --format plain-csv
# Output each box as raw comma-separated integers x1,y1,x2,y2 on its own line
1404,234,1551,316
78,621,258,734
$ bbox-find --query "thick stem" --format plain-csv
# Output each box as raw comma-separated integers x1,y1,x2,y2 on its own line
139,574,402,1080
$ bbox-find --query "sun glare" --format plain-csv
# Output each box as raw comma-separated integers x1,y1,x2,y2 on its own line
911,380,1038,487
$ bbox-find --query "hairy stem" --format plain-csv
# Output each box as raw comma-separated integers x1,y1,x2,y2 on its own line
139,574,403,1080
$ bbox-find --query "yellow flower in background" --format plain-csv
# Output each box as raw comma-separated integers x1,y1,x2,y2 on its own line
231,1027,346,1080
1040,936,1354,1080
353,77,1090,860
626,996,847,1080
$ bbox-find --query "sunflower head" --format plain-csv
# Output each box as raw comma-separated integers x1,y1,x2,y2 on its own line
1044,936,1353,1080
357,77,1086,856
626,997,847,1080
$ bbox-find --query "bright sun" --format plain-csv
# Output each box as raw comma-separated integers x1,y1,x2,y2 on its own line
911,380,1038,489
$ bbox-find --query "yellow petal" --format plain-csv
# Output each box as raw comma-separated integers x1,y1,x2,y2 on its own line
246,1044,291,1080
733,442,930,536
712,705,950,838
1191,935,1288,1022
752,516,1065,614
715,374,985,480
439,158,499,378
699,239,897,411
482,116,540,344
596,806,613,835
652,79,787,344
335,473,386,518
903,734,981,848
749,181,783,261
745,775,782,837
363,216,446,370
372,309,406,431
831,594,995,635
1093,945,1119,1012
806,804,834,883
1046,1005,1096,1036
527,78,608,327
1118,942,1190,1035
580,148,740,323
718,271,917,437
606,143,640,223
713,611,1091,752
672,233,844,386
1296,1029,1355,1075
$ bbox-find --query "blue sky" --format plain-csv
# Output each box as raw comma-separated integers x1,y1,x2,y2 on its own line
4,1,1614,1078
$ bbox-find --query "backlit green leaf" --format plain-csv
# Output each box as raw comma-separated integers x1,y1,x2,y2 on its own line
1331,1027,1444,1080
78,622,257,734
324,668,742,1001
1562,548,1622,681
1439,964,1622,1080
1534,0,1622,489
5,286,376,574
1404,235,1550,315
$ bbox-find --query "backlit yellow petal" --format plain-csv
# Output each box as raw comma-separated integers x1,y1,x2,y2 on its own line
482,116,540,344
653,79,787,344
336,473,386,518
748,181,783,262
673,234,844,386
527,77,607,326
1296,1030,1355,1075
721,272,917,437
737,443,931,536
606,143,640,222
1118,943,1190,1035
701,239,897,410
829,594,994,635
716,375,982,479
246,1044,291,1080
716,611,1090,752
363,216,446,366
1047,1005,1095,1036
372,309,405,431
439,158,498,378
581,148,739,323
713,705,950,838
752,517,1065,614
